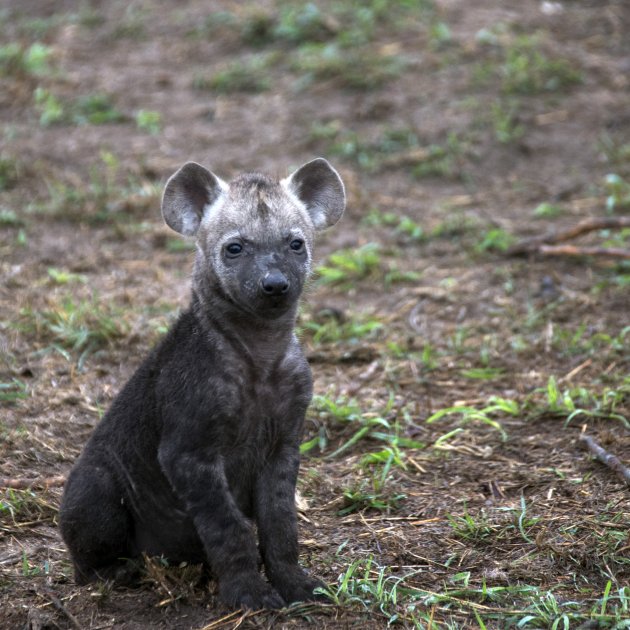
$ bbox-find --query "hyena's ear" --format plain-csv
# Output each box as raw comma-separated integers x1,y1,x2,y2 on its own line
161,162,227,236
283,158,346,230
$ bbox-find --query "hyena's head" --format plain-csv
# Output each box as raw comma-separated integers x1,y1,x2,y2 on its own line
161,158,345,319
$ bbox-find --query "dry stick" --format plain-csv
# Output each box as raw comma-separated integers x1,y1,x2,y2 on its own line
579,434,630,486
539,245,630,259
40,587,82,630
199,610,257,630
507,216,630,256
0,475,66,489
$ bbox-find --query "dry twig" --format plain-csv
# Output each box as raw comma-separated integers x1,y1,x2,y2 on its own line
538,245,630,259
199,610,257,630
39,587,82,630
579,434,630,486
0,475,66,489
507,216,630,258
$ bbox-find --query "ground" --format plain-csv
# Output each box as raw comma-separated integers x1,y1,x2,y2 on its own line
1,1,629,628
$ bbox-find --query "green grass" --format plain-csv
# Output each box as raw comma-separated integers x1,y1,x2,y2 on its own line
33,88,128,127
0,154,20,191
318,553,630,628
314,240,420,288
21,552,51,578
316,243,382,287
604,173,630,212
475,33,582,96
291,43,404,90
533,201,564,219
339,481,406,516
425,375,629,442
490,99,525,144
428,20,453,50
302,394,415,517
15,228,27,246
301,312,382,345
318,125,468,178
166,237,196,253
249,3,335,46
364,207,486,250
1,488,58,526
426,396,517,441
228,0,431,49
501,35,582,95
461,367,505,380
599,133,630,175
474,227,516,253
425,364,629,440
0,41,52,77
601,227,630,251
411,133,468,179
447,507,496,541
318,556,418,622
7,6,105,37
196,4,334,47
555,514,630,575
135,109,162,134
313,240,425,288
432,213,486,241
364,207,426,243
18,294,128,359
74,93,127,125
31,152,159,224
533,375,629,427
325,129,386,171
551,324,630,358
46,267,88,285
193,56,273,94
0,378,29,404
33,87,65,126
302,393,424,464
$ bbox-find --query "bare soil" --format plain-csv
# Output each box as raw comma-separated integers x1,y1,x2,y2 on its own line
1,1,629,628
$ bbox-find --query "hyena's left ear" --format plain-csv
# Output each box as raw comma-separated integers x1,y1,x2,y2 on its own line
283,158,346,230
161,162,227,236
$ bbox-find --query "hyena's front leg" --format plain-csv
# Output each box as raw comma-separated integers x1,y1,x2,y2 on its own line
158,444,285,609
255,443,325,603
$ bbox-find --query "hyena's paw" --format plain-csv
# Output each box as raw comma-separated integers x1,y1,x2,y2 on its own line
269,566,327,604
218,572,285,610
75,558,142,587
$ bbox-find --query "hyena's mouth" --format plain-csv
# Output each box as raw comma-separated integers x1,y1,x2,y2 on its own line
256,294,297,318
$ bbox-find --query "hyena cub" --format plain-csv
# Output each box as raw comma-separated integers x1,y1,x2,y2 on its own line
59,158,345,610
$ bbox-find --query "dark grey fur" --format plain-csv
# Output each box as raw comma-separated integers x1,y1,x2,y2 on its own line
59,158,345,610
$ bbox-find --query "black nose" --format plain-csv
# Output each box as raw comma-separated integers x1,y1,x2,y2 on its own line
261,270,290,296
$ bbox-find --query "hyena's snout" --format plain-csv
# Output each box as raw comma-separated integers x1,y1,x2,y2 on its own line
260,269,290,296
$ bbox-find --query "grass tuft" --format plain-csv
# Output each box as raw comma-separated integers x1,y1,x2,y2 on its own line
19,295,128,358
316,243,382,287
0,41,52,78
193,56,273,94
33,88,128,127
292,43,404,90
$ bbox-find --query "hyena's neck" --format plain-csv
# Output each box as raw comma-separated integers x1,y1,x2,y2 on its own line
190,288,299,365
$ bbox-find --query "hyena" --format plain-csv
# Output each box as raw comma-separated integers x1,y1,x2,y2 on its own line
59,158,346,610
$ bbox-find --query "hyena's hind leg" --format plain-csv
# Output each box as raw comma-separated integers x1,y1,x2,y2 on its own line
59,463,140,585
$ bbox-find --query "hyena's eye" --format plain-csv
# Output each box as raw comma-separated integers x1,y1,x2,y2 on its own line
290,239,304,252
225,242,243,257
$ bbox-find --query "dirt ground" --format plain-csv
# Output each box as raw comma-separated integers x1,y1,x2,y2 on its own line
1,1,629,628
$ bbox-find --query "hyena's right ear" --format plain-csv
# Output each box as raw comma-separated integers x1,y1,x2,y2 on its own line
161,162,227,236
